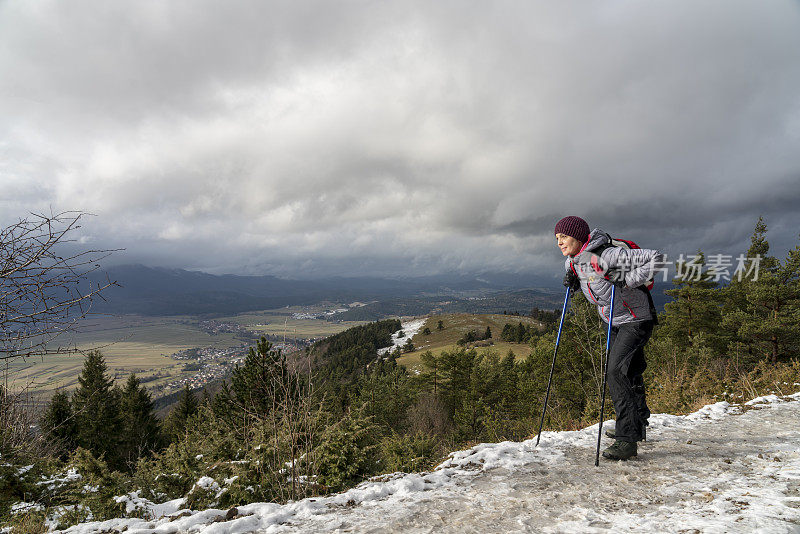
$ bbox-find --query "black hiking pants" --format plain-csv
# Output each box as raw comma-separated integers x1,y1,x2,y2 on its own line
607,319,655,442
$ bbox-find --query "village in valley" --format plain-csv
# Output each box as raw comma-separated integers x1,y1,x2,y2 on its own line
146,303,372,396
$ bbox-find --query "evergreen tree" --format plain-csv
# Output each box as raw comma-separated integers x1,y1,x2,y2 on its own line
501,322,538,343
165,384,199,441
40,389,77,457
437,347,478,419
219,337,292,421
437,320,444,331
71,350,122,468
468,352,519,440
119,374,163,469
660,251,723,350
516,322,527,342
718,218,797,363
736,230,800,362
315,409,380,491
501,323,513,342
720,217,776,355
420,351,440,394
779,236,800,358
484,326,492,340
354,364,414,432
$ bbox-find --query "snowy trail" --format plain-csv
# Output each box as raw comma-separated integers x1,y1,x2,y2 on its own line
275,396,800,534
59,395,800,534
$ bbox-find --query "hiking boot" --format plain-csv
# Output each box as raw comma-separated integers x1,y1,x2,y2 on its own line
605,420,648,441
602,440,638,461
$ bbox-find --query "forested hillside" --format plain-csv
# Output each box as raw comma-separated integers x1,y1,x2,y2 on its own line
2,219,799,531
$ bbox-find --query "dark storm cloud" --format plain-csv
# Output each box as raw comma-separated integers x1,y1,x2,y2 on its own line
1,0,799,277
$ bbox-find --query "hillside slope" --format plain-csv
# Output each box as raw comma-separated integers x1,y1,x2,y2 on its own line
396,313,545,369
61,393,800,533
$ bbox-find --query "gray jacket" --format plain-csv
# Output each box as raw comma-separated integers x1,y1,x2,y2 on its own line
564,228,664,325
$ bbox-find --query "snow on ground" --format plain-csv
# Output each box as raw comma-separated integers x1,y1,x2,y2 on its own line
58,392,800,534
377,317,427,356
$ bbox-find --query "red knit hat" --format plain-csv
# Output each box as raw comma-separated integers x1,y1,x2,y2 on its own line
554,216,589,244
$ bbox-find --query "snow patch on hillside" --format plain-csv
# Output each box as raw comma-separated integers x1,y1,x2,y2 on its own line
377,317,427,355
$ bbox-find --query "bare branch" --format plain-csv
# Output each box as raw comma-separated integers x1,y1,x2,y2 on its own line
0,211,120,362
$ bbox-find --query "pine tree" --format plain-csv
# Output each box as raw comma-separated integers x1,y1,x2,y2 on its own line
720,217,776,355
355,364,413,432
660,250,723,350
212,337,295,442
315,409,380,491
501,323,514,342
516,322,526,343
71,350,122,468
165,384,199,441
40,389,77,457
779,235,800,358
719,218,797,363
420,351,439,394
736,229,800,362
437,347,478,419
119,374,163,469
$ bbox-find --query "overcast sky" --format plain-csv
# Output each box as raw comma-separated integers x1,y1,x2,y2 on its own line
2,1,799,278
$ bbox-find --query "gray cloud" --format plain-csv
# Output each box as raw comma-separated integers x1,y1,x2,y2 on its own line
1,0,799,277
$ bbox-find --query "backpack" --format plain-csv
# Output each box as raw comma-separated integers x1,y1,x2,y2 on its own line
593,237,659,324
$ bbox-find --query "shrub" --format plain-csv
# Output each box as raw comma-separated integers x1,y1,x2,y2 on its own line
315,411,379,492
379,432,440,473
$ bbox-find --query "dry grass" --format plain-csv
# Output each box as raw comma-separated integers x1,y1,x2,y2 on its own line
396,313,541,371
213,309,367,339
6,511,47,534
645,342,800,416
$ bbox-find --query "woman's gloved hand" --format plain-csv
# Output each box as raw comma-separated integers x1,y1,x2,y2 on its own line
563,269,580,291
605,268,627,288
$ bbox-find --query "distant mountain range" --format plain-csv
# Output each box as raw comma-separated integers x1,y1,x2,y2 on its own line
86,265,564,316
86,264,673,317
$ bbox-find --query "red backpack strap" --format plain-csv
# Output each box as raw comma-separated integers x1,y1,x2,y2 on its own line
612,238,640,249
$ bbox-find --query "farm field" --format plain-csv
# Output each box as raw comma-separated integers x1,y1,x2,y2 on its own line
215,306,368,340
396,313,542,371
4,309,365,398
4,314,242,395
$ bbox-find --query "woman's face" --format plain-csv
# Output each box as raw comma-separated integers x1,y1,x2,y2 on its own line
556,233,583,257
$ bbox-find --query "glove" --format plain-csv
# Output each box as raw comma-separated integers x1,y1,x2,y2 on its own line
563,269,580,291
605,268,627,289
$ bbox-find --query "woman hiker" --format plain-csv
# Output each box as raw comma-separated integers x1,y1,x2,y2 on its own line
555,215,664,461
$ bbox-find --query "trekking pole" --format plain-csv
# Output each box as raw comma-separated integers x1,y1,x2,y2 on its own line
595,285,616,466
535,286,572,446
